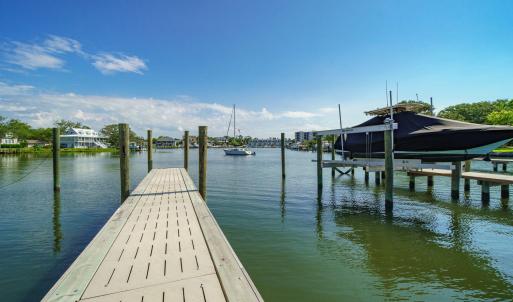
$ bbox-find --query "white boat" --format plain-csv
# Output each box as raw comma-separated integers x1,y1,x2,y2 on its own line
224,104,256,156
224,147,256,155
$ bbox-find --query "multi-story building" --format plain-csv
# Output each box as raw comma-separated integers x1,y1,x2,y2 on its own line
294,131,315,142
60,128,107,148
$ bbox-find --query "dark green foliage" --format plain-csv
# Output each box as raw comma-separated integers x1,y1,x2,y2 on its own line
438,99,513,125
55,119,90,132
100,124,143,147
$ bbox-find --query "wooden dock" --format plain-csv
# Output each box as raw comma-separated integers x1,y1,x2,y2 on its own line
42,168,262,302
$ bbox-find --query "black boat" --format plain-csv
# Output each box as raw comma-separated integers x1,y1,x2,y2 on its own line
335,109,513,162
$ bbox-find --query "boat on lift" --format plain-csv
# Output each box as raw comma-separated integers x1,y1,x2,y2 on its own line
224,104,256,156
335,104,513,162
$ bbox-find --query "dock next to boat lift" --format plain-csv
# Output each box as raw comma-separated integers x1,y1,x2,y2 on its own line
42,168,262,302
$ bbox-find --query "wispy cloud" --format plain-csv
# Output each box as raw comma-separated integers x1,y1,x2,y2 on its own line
92,53,147,74
1,35,146,75
0,81,337,137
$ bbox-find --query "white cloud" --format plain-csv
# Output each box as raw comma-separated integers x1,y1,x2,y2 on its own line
92,53,147,74
0,82,339,137
1,35,147,75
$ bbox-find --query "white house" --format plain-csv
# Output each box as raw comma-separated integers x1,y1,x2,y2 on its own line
1,133,19,145
155,136,180,148
60,128,107,148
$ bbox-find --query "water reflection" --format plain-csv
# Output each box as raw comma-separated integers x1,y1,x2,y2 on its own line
280,180,286,223
53,192,62,253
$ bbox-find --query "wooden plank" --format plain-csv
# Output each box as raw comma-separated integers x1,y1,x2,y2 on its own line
42,170,157,302
463,171,513,185
180,169,263,302
43,168,262,302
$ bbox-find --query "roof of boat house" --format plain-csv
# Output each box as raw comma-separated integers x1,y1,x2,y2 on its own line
365,103,429,116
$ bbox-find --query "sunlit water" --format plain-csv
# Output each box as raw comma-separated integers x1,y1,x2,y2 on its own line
1,149,513,301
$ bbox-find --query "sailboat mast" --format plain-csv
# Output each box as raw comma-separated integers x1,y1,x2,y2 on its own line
233,104,236,138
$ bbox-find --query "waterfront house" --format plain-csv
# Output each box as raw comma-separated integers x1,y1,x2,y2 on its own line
156,136,180,148
1,133,19,145
26,139,49,148
60,128,107,148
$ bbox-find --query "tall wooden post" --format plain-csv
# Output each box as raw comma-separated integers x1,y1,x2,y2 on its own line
384,120,394,209
184,130,189,171
464,160,471,191
52,128,60,192
198,126,207,199
147,129,153,172
331,136,335,177
451,161,461,200
281,132,286,179
119,123,130,202
316,135,323,189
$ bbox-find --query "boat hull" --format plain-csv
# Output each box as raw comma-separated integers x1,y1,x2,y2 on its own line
335,112,513,162
224,148,256,156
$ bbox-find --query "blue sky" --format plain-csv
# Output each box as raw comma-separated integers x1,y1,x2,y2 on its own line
1,0,513,137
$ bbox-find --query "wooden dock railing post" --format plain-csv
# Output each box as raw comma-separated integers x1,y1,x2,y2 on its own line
281,132,286,179
316,135,323,189
119,123,130,202
464,160,471,191
384,119,394,209
52,128,60,192
331,136,335,177
451,161,461,199
147,129,153,172
184,130,189,171
198,126,207,199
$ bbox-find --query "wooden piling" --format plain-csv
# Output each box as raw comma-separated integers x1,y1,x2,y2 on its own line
427,176,434,187
316,135,322,188
52,128,60,192
375,172,380,185
198,126,207,199
503,163,508,172
184,130,189,171
381,171,385,179
409,175,415,191
482,181,490,204
493,163,498,172
364,171,369,183
384,121,394,208
501,184,509,199
147,129,153,172
281,132,286,179
464,160,471,191
451,161,461,199
119,123,130,202
331,136,335,177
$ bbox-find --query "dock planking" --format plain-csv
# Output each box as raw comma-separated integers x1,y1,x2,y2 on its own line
42,168,262,302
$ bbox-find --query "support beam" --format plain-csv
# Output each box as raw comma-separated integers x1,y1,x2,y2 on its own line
316,136,322,189
119,123,130,202
52,128,60,192
427,176,434,187
464,160,471,191
451,161,461,200
482,181,490,204
147,129,153,172
331,136,335,177
409,175,415,191
501,184,509,199
198,126,207,199
384,120,394,209
184,130,189,171
281,133,286,179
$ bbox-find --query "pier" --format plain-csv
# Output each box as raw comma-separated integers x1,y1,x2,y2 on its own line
42,168,262,302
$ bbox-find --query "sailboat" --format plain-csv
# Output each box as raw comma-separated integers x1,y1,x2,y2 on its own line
224,105,256,156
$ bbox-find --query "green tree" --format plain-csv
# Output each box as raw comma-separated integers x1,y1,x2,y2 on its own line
55,119,90,132
437,100,513,124
486,110,513,125
100,124,141,147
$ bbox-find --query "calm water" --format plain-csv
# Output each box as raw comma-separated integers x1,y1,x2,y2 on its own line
1,149,513,301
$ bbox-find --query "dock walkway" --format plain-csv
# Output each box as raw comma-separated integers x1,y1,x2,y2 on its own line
43,168,262,302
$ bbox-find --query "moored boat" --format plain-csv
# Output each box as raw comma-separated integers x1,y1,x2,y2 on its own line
224,147,256,155
336,110,513,162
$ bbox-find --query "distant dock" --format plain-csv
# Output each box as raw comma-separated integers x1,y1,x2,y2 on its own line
43,168,262,302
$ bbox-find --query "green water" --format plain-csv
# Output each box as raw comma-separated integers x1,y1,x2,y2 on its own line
1,149,513,301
